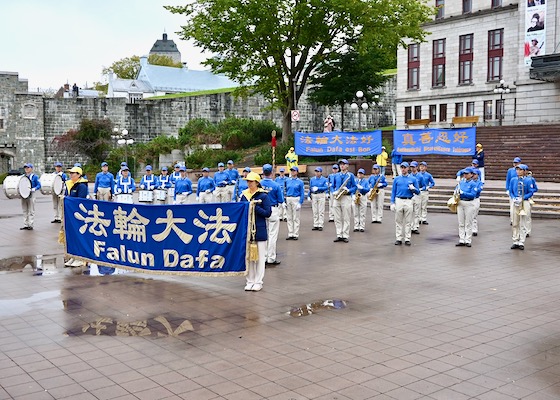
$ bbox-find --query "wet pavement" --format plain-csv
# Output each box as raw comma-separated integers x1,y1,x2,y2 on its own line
1,187,560,399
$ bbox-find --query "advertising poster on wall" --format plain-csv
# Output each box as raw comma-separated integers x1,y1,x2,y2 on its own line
524,1,546,65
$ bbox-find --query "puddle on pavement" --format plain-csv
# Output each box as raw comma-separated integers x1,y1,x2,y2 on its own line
288,299,347,317
0,214,17,219
0,254,66,275
0,290,61,317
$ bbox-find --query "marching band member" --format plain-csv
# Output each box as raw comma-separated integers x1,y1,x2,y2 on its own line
456,167,477,247
171,163,182,183
115,162,127,179
233,167,251,201
113,165,135,202
308,166,328,231
260,164,284,266
174,166,193,204
418,161,435,225
471,168,484,237
285,166,305,240
327,164,339,222
140,165,159,203
93,162,114,202
275,167,288,221
157,166,172,204
525,166,538,237
353,168,369,232
506,157,522,224
389,162,419,246
240,172,272,292
20,163,41,231
509,164,536,250
390,148,403,178
213,162,230,203
332,159,357,243
409,161,422,234
51,162,67,223
226,160,239,202
196,167,215,203
368,164,387,223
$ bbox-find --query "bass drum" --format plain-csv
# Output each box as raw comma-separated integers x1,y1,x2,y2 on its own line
3,175,32,199
40,173,64,195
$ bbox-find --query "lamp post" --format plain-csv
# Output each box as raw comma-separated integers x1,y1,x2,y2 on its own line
112,128,134,172
350,90,369,131
372,95,383,128
493,80,510,126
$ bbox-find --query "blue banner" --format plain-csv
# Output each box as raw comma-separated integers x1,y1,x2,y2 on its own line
393,128,476,156
295,130,382,156
63,198,249,276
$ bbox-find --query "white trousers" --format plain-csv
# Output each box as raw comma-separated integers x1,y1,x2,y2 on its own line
392,163,402,177
479,167,485,182
52,193,62,220
278,202,287,220
512,201,530,245
334,195,352,239
353,195,367,230
21,192,36,228
266,206,280,263
174,193,191,204
370,189,385,222
199,191,213,204
420,191,429,222
247,241,266,286
395,197,413,241
457,200,475,244
412,194,421,230
311,192,326,228
286,197,301,238
328,193,335,221
96,187,111,201
214,186,229,203
472,197,481,233
226,185,235,202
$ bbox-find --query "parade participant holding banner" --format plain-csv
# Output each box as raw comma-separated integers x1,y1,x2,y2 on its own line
174,166,193,204
368,164,387,223
113,166,135,203
261,164,284,266
51,162,67,223
226,160,239,202
240,172,272,292
308,166,328,231
196,167,215,203
353,168,369,232
332,159,357,243
275,167,288,221
390,162,419,246
65,166,89,198
213,162,230,203
233,167,251,202
139,165,159,203
20,163,41,230
93,162,114,201
285,166,305,240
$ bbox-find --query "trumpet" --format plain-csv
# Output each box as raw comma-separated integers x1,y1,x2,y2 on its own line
333,174,351,200
367,175,382,201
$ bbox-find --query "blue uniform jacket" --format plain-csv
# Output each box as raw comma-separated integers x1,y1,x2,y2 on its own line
419,171,435,191
508,176,536,200
233,179,248,201
327,173,337,193
197,176,216,196
332,172,357,196
505,167,517,192
355,177,370,195
367,174,387,190
308,176,329,197
174,177,193,198
213,171,230,187
260,178,284,206
158,174,172,189
140,174,159,191
94,172,115,194
459,179,477,200
390,150,403,164
390,174,420,203
114,176,135,194
240,189,272,242
27,173,41,192
285,177,305,204
473,180,484,198
226,168,240,185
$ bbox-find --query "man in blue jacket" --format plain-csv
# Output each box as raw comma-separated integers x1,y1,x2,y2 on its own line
456,167,477,247
20,163,41,230
390,162,419,245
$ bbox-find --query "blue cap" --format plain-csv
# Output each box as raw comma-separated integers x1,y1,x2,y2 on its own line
74,163,82,167
517,164,528,170
357,168,365,174
471,159,479,165
161,166,168,171
202,167,209,172
464,167,475,174
420,161,427,166
146,165,152,171
54,162,63,167
315,167,323,172
218,162,224,167
120,162,127,166
513,157,521,163
174,163,181,168
121,166,129,171
262,164,273,173
339,159,349,164
227,160,234,164
290,166,299,172
473,168,481,175
332,164,339,169
400,162,409,168
372,164,380,169
244,166,252,172
179,166,186,172
279,167,285,172
24,163,33,168
410,161,418,167
101,162,108,167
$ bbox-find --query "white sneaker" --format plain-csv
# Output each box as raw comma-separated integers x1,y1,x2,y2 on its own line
252,284,262,291
244,283,254,291
64,258,75,267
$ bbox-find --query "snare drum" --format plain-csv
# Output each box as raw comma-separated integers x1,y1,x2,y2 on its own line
40,173,64,195
138,190,154,202
167,187,175,199
3,175,32,199
115,194,134,204
154,189,167,201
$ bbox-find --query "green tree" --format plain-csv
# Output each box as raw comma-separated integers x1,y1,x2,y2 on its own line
148,54,184,68
166,0,434,141
53,119,114,165
103,54,182,79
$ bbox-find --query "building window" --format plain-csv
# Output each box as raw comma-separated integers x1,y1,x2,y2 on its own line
488,29,504,82
429,105,437,122
455,103,464,117
491,0,502,7
432,39,446,87
459,34,474,85
439,104,447,122
414,106,422,119
483,100,493,120
496,99,504,120
466,102,475,116
408,44,420,90
436,0,444,19
128,93,143,104
463,0,472,14
405,106,412,123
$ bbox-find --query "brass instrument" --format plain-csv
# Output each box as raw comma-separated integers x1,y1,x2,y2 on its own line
355,192,362,205
447,185,460,213
334,174,351,200
367,175,382,201
515,180,527,216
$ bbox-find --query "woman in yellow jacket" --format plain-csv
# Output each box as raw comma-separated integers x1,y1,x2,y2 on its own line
376,146,388,176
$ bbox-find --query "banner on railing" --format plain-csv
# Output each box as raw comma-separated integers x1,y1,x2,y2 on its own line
63,198,249,276
393,127,476,156
295,130,382,156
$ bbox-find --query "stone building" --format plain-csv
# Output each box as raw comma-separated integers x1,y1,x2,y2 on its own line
149,33,182,64
396,0,560,129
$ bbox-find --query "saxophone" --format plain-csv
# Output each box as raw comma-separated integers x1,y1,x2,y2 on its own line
334,174,351,200
447,184,460,213
367,175,382,201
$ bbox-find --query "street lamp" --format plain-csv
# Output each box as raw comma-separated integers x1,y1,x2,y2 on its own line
493,79,510,126
112,128,134,169
350,90,369,131
372,95,383,128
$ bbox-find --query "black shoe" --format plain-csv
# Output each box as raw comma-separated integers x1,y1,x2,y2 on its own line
412,230,420,234
51,220,58,223
28,227,33,230
519,245,525,250
318,227,323,231
293,237,298,240
20,227,28,230
342,238,349,243
473,232,478,236
334,237,343,242
421,221,429,225
312,227,319,231
526,234,530,237
395,240,402,245
405,241,411,246
267,260,281,266
286,237,294,240
466,243,471,247
511,244,519,249
329,219,334,222
353,229,359,232
456,242,465,247
360,229,365,232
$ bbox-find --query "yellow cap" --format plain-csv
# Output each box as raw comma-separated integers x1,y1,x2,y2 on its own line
244,172,261,182
476,143,482,147
68,166,83,175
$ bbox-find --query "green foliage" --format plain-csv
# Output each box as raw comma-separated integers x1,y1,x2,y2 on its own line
219,118,280,150
0,173,7,185
147,54,184,68
53,119,113,166
185,149,241,169
178,118,220,146
102,56,141,79
254,141,293,166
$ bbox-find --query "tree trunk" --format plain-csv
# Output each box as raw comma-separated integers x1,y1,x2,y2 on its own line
281,94,295,143
340,102,345,131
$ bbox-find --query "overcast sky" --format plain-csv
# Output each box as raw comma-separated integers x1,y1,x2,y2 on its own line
0,0,208,91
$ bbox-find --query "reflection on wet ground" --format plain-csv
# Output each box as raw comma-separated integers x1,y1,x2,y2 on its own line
0,254,66,274
0,290,61,317
288,299,347,317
